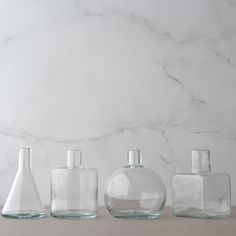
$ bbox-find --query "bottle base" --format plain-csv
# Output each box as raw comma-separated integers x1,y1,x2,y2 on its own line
174,208,231,218
109,209,161,219
2,211,45,219
51,210,97,219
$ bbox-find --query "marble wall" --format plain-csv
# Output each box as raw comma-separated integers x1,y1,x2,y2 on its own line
0,0,236,206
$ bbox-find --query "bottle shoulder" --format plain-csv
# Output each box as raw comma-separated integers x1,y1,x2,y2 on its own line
173,172,230,180
105,165,164,186
51,166,97,172
105,165,166,198
113,165,158,175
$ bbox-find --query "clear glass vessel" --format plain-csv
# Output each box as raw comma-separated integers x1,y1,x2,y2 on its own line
51,149,98,219
2,148,45,219
104,150,166,219
172,150,231,218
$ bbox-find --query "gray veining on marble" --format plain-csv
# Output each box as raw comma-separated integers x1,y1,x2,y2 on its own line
0,0,236,206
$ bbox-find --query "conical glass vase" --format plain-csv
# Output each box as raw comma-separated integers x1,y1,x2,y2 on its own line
2,148,45,219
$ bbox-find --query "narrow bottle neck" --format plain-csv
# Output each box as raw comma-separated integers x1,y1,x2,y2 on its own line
18,148,32,171
127,150,143,167
67,149,82,169
191,150,211,174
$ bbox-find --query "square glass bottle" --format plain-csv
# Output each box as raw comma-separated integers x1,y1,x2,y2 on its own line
51,150,98,219
172,150,231,218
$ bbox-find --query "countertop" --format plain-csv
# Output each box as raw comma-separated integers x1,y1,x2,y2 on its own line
0,207,235,236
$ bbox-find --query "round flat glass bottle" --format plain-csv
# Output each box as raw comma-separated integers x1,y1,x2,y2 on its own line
104,150,166,219
51,150,98,219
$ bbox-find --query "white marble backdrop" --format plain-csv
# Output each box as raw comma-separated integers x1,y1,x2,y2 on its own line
0,0,236,206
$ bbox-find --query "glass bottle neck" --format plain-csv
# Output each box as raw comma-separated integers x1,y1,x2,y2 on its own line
191,150,211,174
18,148,32,171
127,150,143,167
67,149,82,169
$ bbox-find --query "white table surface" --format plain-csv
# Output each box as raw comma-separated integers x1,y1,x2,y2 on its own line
0,207,235,236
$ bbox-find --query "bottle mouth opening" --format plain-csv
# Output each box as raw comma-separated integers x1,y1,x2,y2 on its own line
19,147,32,156
191,149,211,173
67,149,82,169
18,147,32,170
127,150,142,166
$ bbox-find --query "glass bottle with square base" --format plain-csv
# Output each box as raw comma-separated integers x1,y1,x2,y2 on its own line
2,148,45,219
51,150,98,219
172,150,231,218
104,150,166,219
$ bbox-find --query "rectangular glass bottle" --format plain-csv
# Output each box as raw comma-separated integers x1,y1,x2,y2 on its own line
51,150,98,219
